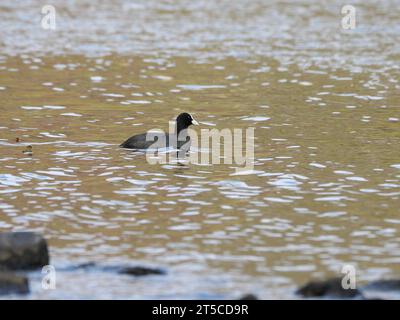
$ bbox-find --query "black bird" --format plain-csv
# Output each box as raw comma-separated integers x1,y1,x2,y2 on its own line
120,112,199,150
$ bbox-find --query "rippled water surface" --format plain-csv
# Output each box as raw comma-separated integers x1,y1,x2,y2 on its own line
0,0,400,299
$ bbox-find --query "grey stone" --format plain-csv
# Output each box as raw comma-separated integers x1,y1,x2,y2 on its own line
363,279,400,291
119,266,165,276
0,272,29,295
0,232,49,271
361,279,400,300
296,277,361,299
239,293,258,300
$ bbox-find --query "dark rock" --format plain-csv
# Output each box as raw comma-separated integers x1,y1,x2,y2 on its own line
57,262,97,272
0,232,49,271
74,262,97,270
119,266,166,276
239,294,258,300
0,272,29,295
60,263,166,276
363,279,400,291
361,279,400,300
296,277,361,298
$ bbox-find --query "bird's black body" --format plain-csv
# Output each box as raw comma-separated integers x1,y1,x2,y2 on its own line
120,112,198,150
119,132,190,150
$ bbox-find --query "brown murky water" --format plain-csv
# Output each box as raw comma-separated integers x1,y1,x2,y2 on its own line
0,0,400,299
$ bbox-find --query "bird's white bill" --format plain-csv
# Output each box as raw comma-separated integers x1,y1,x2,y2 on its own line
192,119,199,125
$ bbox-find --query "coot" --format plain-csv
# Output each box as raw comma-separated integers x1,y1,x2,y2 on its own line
120,112,199,150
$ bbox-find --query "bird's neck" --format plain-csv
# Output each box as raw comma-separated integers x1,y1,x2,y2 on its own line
176,124,187,136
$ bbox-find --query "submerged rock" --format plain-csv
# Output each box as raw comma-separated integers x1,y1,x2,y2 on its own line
296,277,361,299
239,293,258,300
361,279,400,300
119,266,166,276
0,232,49,271
0,273,29,295
363,279,400,291
59,262,166,277
74,262,97,270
